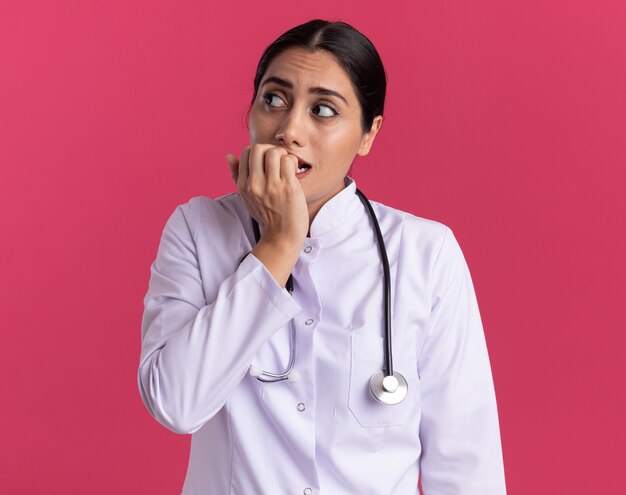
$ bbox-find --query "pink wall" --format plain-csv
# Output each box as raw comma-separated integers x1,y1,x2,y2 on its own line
1,1,624,493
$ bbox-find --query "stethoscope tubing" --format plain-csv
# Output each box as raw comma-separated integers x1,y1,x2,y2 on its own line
253,320,296,382
354,188,394,378
248,187,407,404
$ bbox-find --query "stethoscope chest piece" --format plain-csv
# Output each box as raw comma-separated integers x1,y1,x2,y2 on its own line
369,370,408,405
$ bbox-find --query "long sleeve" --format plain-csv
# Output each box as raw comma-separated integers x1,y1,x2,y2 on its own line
137,203,301,434
417,227,506,494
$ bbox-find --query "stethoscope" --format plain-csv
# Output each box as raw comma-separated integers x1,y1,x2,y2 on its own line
248,188,407,406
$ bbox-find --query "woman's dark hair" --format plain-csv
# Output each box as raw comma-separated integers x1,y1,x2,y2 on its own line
251,19,386,133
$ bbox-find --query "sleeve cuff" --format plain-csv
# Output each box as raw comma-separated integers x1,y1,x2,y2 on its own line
237,252,302,320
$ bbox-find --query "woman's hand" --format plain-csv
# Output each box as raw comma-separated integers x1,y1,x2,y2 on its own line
226,144,309,287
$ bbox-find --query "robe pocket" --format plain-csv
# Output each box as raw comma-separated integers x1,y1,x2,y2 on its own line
348,332,420,428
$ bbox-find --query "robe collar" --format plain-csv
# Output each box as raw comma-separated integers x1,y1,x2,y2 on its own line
308,177,362,239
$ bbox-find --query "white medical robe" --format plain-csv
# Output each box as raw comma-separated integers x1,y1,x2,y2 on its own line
138,178,507,494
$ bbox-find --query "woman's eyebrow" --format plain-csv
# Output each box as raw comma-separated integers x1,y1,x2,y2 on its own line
261,76,294,89
310,87,348,105
261,76,349,105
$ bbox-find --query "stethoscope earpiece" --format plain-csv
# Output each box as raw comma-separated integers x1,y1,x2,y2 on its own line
249,366,262,377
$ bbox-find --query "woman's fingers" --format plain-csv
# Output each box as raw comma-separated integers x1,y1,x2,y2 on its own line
236,144,296,190
247,144,273,198
280,153,299,181
225,154,239,184
237,146,251,190
264,147,285,182
232,144,307,239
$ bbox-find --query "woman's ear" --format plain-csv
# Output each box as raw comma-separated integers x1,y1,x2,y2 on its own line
357,115,384,157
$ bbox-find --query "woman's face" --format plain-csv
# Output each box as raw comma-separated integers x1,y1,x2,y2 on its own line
248,47,382,219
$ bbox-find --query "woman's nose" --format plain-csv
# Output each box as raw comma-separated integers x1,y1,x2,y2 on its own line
274,109,307,147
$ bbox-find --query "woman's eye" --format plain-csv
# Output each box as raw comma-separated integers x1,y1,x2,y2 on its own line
313,104,337,118
263,93,285,108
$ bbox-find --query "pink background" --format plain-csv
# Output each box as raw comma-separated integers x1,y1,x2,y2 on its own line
1,1,624,493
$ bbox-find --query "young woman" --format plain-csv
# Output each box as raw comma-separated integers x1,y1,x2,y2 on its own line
138,19,506,494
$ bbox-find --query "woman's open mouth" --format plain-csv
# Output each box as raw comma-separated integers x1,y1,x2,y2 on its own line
295,157,312,178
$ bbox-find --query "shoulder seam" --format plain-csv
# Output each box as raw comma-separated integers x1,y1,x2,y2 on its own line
430,225,450,279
